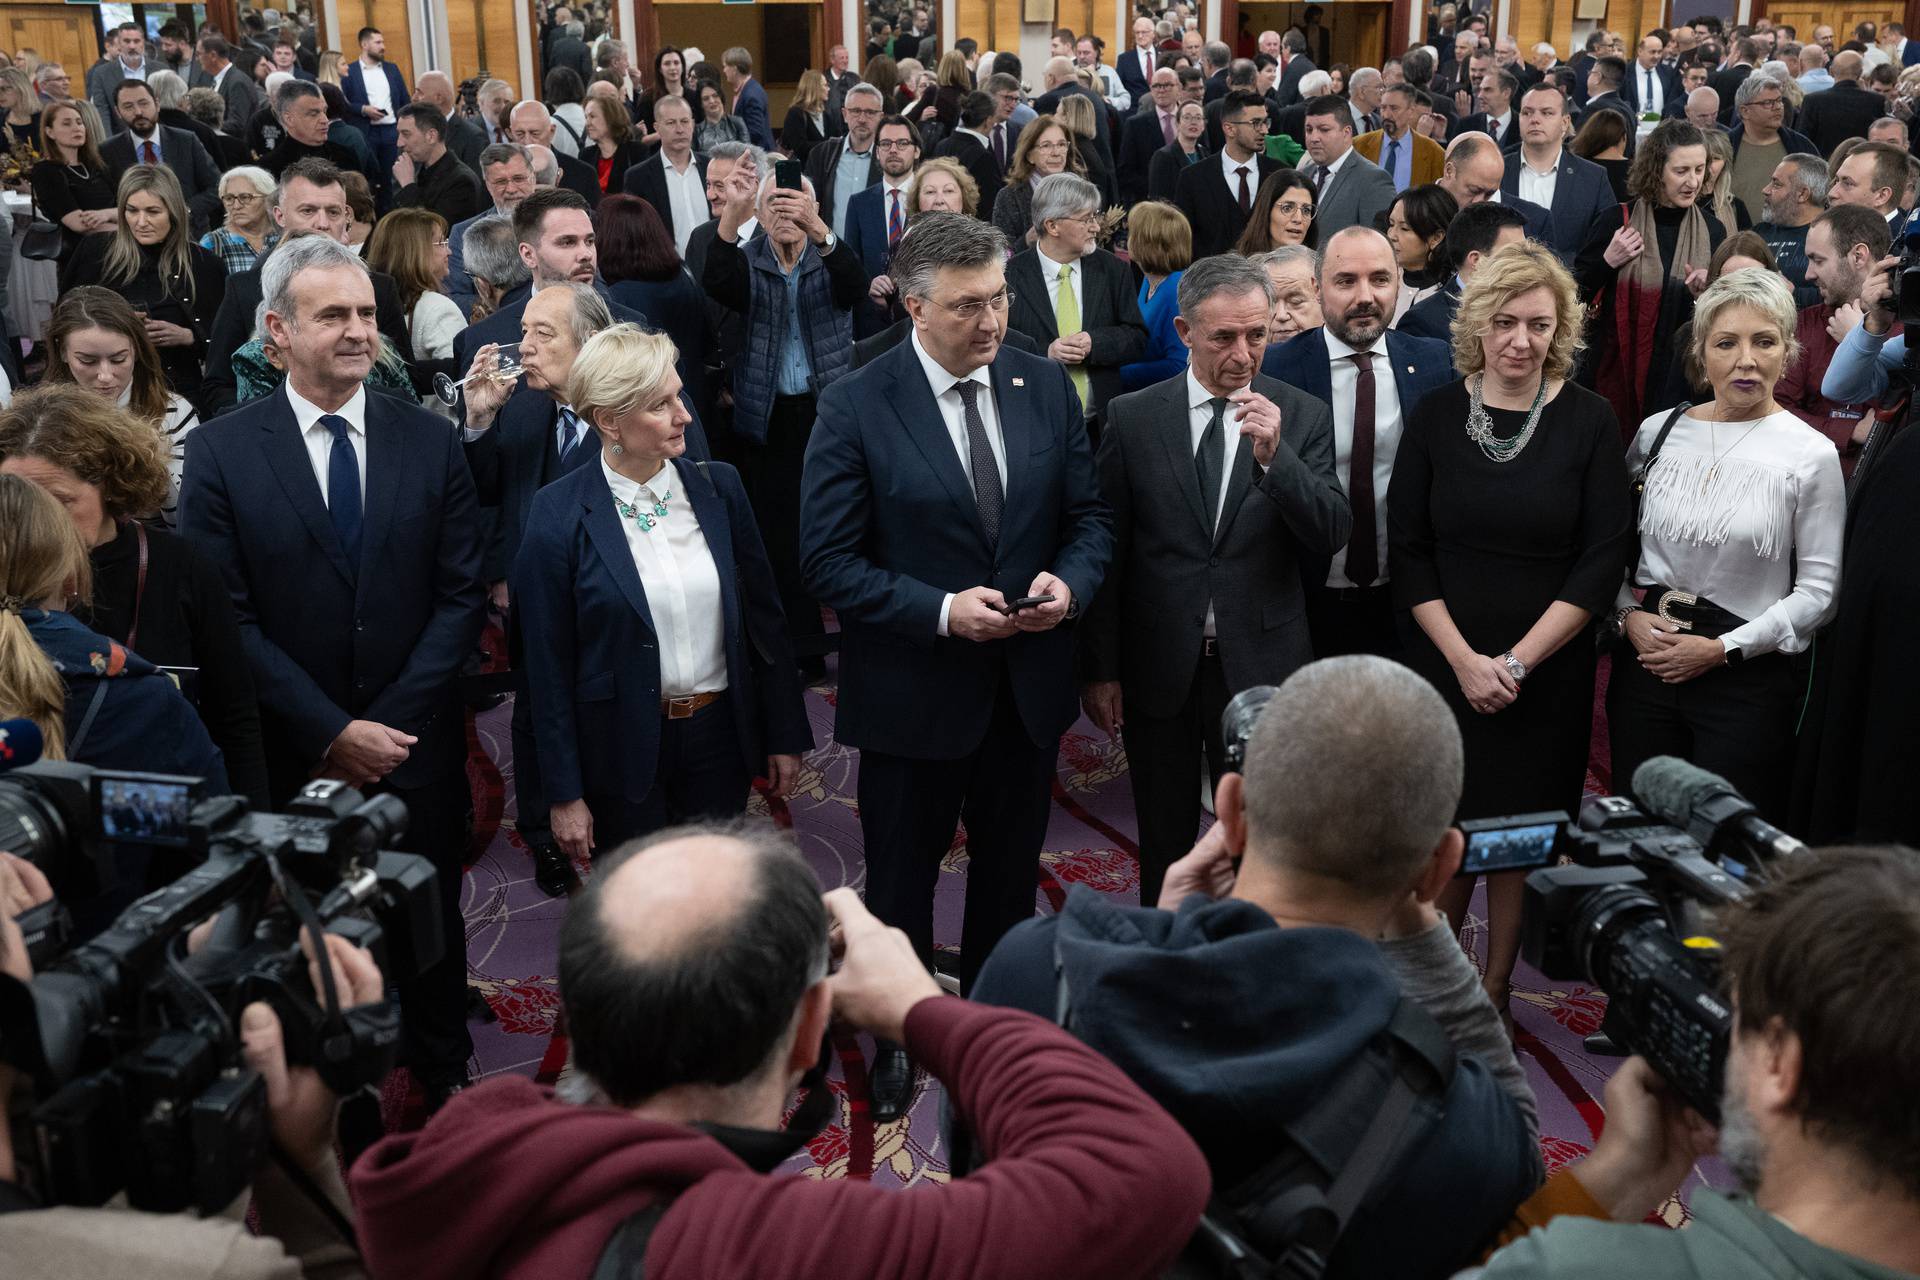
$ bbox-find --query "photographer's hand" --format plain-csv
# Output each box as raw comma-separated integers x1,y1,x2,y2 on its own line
239,934,385,1169
823,888,942,1043
1568,1056,1717,1222
1157,821,1238,909
1860,254,1899,335
0,853,50,983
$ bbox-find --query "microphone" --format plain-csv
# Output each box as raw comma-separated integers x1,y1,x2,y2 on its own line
1630,756,1807,877
0,718,44,773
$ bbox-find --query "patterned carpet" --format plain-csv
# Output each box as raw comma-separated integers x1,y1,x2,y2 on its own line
437,652,1723,1217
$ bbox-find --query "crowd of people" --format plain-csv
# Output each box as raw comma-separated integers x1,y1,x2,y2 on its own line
0,3,1917,1279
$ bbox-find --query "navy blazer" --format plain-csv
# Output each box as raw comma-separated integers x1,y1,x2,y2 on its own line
733,77,775,151
842,179,897,281
800,339,1114,759
1261,327,1455,429
341,59,409,132
1502,149,1618,260
178,386,484,799
1396,279,1460,342
511,455,812,806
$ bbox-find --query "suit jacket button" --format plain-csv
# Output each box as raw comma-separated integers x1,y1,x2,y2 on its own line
1208,556,1220,567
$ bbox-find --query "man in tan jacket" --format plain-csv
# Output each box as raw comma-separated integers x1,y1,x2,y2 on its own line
1355,82,1445,192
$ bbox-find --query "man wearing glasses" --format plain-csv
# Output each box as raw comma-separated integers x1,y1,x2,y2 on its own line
1727,75,1814,227
803,82,885,237
1174,89,1280,257
800,212,1112,1124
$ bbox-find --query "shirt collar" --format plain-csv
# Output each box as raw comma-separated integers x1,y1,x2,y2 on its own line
1323,329,1379,359
601,447,671,499
1522,146,1562,175
910,328,990,401
1186,367,1246,409
286,382,368,436
1035,245,1081,284
1322,146,1352,176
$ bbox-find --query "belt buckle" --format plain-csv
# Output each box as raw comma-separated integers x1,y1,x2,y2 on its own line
664,695,697,719
1656,589,1698,632
1201,637,1220,659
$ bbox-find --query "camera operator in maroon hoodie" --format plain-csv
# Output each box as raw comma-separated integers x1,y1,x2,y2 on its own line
349,823,1212,1280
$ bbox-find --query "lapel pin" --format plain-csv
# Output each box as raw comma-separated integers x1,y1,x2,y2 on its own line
1012,377,1025,386
1406,365,1414,374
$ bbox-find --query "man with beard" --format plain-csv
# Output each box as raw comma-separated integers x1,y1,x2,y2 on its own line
1260,227,1452,658
1754,153,1827,306
343,27,409,181
1780,204,1893,478
1475,846,1920,1280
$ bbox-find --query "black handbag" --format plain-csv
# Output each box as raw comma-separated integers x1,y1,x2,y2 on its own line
19,191,62,262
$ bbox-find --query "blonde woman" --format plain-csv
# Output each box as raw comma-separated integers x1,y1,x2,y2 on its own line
0,65,38,146
780,69,831,163
1390,240,1634,1030
1053,92,1114,204
60,165,224,408
1699,128,1748,230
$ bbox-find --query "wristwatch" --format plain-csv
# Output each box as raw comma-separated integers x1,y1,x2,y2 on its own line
1499,651,1528,684
1610,605,1639,638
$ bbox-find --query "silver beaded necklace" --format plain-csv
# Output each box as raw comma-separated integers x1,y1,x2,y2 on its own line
1465,372,1550,463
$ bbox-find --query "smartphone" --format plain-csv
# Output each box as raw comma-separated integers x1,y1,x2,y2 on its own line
1456,812,1569,876
1003,594,1056,613
774,159,803,191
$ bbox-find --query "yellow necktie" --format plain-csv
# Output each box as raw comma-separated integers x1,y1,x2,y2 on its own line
1054,262,1090,408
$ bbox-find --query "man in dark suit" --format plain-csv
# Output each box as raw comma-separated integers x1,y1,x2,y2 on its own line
721,46,775,151
1120,68,1183,207
415,70,489,177
392,103,487,225
1004,174,1148,426
801,84,883,234
1175,90,1281,257
845,116,921,337
1623,35,1682,121
1800,53,1890,158
152,70,226,162
203,160,414,414
1261,228,1453,659
1398,202,1527,341
1458,68,1522,150
1116,17,1159,102
509,101,602,207
1300,96,1398,239
1271,30,1318,108
620,95,709,253
447,143,536,314
1033,57,1115,164
1577,56,1638,158
1708,37,1760,123
1439,133,1555,250
198,34,267,135
104,79,223,235
1081,257,1349,905
1504,83,1621,260
545,19,593,82
800,213,1112,1118
179,234,485,1109
342,27,410,180
935,92,1005,221
87,21,157,132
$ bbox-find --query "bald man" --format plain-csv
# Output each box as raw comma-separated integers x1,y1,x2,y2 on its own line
1800,50,1893,157
1439,133,1558,253
414,70,487,175
508,99,602,206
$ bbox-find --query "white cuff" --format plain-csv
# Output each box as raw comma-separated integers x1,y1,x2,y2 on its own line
937,592,954,637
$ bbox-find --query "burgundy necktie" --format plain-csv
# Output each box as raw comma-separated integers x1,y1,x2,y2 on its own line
141,140,158,165
992,122,1007,172
1346,353,1378,587
888,188,904,246
1236,165,1251,213
1161,110,1176,147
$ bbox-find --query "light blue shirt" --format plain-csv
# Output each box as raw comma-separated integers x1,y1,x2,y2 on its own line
1797,69,1835,93
775,254,811,396
1822,320,1904,404
1379,130,1415,191
832,141,873,236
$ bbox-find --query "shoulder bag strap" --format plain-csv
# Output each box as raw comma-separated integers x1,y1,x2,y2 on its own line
591,1201,675,1280
67,678,112,759
124,519,150,652
1626,401,1689,580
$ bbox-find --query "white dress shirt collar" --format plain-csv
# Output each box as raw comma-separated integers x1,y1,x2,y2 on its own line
1323,327,1380,360
1521,145,1562,176
600,452,672,501
286,382,368,436
1220,146,1259,189
1320,145,1353,179
911,327,990,400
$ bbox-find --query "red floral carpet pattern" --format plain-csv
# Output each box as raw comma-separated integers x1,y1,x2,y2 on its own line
440,658,1723,1218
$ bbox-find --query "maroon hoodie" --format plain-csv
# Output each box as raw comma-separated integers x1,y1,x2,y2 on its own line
350,997,1211,1280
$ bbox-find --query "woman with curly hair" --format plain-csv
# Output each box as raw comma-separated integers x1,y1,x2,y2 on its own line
1389,239,1634,1031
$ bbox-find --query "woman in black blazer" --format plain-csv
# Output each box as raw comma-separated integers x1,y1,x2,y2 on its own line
59,165,225,412
1148,99,1209,199
512,325,813,859
780,70,833,164
582,94,638,194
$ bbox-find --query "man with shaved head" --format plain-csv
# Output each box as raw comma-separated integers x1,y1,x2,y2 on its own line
1799,50,1894,157
508,98,603,205
350,823,1212,1276
1439,132,1557,252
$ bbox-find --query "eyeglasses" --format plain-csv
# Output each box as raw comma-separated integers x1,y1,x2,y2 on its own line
1052,213,1101,229
1273,200,1314,218
1227,117,1268,131
876,138,917,150
929,289,1014,318
1745,97,1785,109
433,238,450,247
222,193,262,205
842,105,882,118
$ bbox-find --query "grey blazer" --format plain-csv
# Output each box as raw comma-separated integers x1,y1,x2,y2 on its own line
1303,149,1397,239
1080,371,1351,718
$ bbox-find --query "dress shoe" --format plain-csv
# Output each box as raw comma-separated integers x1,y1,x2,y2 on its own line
532,842,579,898
869,1041,916,1123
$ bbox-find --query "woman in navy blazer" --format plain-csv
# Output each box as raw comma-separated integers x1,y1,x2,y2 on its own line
512,326,813,859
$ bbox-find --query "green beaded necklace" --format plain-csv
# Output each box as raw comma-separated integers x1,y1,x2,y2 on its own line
613,487,672,531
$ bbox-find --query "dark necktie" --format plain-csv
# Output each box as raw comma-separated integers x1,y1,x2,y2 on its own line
888,188,904,246
1345,354,1377,587
141,139,158,165
557,408,583,463
1644,68,1654,109
321,414,362,569
1235,165,1251,213
1195,397,1226,534
1385,137,1401,185
992,122,1007,172
1161,110,1176,147
953,380,1002,545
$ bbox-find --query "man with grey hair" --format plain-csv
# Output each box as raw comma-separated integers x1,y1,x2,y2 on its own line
461,215,531,318
1081,255,1346,904
526,142,561,187
973,654,1540,1277
1685,85,1722,131
545,17,592,83
1757,153,1830,307
800,211,1112,1120
447,142,538,315
621,91,708,255
1346,66,1385,134
476,76,515,145
801,81,883,236
180,230,486,1113
261,77,368,179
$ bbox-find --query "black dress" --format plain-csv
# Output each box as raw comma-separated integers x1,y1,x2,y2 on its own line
85,520,272,808
29,158,116,263
1389,380,1635,818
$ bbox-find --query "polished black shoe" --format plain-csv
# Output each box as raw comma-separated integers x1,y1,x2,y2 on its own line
417,1070,472,1115
869,1041,916,1123
532,842,579,898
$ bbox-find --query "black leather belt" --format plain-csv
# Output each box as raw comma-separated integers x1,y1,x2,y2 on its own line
1636,584,1747,641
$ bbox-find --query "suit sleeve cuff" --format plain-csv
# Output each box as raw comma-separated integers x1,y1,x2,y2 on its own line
937,592,954,637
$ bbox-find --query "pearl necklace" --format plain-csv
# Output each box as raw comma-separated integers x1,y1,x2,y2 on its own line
1465,372,1550,463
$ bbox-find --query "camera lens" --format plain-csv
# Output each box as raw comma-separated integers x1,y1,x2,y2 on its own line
1220,685,1278,773
0,776,85,869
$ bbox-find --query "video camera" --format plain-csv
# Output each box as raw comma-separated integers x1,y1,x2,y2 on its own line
0,762,443,1214
1518,757,1805,1121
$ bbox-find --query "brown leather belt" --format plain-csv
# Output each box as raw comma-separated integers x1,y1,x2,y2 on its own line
661,691,723,719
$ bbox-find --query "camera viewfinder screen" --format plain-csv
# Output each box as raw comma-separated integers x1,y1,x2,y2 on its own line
1463,822,1559,875
97,775,195,849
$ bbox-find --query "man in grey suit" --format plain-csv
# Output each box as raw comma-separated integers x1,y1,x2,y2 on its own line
1298,96,1397,238
1081,256,1350,905
198,34,266,134
86,21,156,133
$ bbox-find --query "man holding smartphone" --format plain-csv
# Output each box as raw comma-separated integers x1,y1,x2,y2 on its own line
801,213,1112,1120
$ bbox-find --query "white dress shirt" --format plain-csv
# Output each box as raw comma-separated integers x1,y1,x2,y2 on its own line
359,58,394,124
659,151,709,256
1315,145,1354,190
1517,147,1561,210
1034,244,1085,322
911,330,1008,637
1321,330,1401,588
288,382,367,507
1635,64,1664,115
1186,369,1243,635
600,455,728,696
1220,147,1260,204
1620,409,1844,658
127,125,164,164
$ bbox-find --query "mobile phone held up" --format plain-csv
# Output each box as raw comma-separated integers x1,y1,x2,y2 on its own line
1001,594,1056,614
775,159,803,191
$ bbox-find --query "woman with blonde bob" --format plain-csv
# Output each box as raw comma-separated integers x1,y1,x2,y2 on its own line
0,473,224,783
1608,269,1843,824
1390,240,1635,1031
510,325,813,861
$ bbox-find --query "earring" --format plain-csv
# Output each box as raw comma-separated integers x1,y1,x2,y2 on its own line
611,443,624,455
